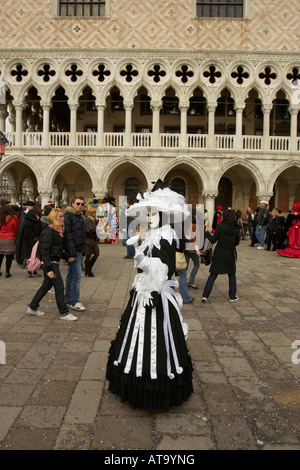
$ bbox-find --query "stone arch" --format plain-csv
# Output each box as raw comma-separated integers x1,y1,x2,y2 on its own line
0,153,44,187
213,159,263,193
161,157,207,205
100,156,152,191
267,160,300,194
44,155,98,190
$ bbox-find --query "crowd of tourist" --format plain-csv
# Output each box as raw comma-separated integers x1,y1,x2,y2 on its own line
0,195,299,316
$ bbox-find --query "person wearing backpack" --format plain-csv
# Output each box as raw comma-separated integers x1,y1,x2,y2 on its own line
27,208,78,321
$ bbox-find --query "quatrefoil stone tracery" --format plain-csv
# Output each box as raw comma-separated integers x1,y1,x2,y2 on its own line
37,64,56,82
258,67,277,85
203,65,222,83
65,64,83,82
147,64,166,83
231,66,249,84
92,64,111,82
120,64,139,82
175,65,194,83
11,64,28,82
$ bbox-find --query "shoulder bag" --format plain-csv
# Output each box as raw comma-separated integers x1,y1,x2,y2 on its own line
175,251,187,270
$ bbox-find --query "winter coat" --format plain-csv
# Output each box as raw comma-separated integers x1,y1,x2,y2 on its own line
0,215,18,239
23,215,42,259
39,225,65,273
257,207,270,226
205,222,240,274
63,206,86,258
84,216,98,247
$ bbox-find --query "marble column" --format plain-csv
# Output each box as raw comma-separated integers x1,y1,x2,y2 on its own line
13,101,24,147
124,101,133,147
180,103,189,148
96,103,105,147
41,101,52,147
151,101,162,147
68,101,79,146
262,104,272,151
207,103,216,148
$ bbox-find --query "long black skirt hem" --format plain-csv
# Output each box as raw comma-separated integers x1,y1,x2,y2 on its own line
106,361,194,412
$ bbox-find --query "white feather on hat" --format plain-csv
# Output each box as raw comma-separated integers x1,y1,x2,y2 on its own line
126,186,190,219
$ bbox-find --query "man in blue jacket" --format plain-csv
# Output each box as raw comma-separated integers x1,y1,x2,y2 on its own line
63,195,86,311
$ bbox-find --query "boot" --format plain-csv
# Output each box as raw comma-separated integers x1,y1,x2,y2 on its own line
84,259,94,277
89,255,98,276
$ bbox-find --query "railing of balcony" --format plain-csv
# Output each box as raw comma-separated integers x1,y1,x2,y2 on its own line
2,132,300,152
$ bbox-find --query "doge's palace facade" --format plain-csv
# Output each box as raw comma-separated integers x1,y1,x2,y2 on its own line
0,0,300,221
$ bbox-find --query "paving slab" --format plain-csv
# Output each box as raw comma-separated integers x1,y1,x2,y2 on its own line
0,240,300,451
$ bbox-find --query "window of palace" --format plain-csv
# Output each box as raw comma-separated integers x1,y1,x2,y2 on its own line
54,0,108,17
195,0,251,19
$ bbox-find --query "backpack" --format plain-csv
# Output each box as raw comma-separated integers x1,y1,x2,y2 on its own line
27,241,41,272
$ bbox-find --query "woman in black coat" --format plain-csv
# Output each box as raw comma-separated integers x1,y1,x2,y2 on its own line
201,208,240,302
27,208,77,321
23,209,42,276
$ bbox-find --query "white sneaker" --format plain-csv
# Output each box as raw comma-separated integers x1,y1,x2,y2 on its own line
60,313,78,321
201,297,207,303
27,306,45,316
257,246,264,250
68,302,86,311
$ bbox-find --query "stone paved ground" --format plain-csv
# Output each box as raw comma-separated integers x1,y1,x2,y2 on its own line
0,239,300,451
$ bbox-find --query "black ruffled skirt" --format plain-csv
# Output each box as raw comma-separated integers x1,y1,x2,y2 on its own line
106,289,193,411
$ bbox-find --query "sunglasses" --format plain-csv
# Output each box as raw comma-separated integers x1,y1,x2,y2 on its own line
75,202,85,206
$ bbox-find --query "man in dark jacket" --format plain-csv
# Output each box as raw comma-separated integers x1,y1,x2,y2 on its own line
64,195,86,311
255,200,270,250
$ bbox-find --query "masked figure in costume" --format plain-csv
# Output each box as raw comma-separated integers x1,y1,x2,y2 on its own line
106,180,193,410
212,206,223,233
277,202,300,258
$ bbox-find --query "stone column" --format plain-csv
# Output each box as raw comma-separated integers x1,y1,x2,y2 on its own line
234,103,245,149
38,188,53,209
92,187,107,201
180,103,189,148
207,103,216,148
68,101,79,146
262,104,272,151
13,101,24,147
96,103,105,147
151,101,162,147
124,101,133,147
289,105,300,152
41,101,52,147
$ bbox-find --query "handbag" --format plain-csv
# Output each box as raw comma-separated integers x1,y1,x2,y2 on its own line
201,242,213,266
175,251,187,270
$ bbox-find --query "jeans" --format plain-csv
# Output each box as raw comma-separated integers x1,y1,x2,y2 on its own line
177,268,193,303
203,272,237,299
185,252,200,286
65,252,83,306
255,225,267,247
29,263,69,315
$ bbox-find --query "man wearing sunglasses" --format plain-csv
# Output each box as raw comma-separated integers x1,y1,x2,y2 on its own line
63,196,87,312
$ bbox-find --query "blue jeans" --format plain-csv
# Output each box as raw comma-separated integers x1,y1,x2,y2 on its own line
177,268,193,303
255,225,267,247
185,252,200,286
203,273,237,299
65,252,83,306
